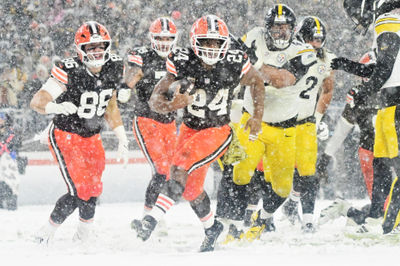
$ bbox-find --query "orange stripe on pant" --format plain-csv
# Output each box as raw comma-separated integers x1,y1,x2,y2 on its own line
49,129,105,201
173,123,232,201
133,117,177,178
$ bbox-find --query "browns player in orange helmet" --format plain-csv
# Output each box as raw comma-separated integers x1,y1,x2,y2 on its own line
121,17,179,231
131,15,265,252
30,21,129,244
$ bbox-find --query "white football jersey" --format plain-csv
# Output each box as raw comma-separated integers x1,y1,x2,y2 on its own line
296,49,336,121
242,27,317,123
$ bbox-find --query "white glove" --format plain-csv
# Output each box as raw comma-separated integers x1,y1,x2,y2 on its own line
117,88,131,103
113,125,129,168
317,121,329,141
45,102,77,115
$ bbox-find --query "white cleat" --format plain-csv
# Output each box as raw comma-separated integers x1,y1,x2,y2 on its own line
73,219,94,242
33,220,59,245
319,198,351,226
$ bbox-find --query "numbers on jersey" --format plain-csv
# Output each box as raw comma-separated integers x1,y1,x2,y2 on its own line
188,88,229,118
62,58,79,69
77,89,113,119
135,47,148,54
110,54,122,61
175,48,189,61
226,50,243,63
154,71,167,80
300,76,318,99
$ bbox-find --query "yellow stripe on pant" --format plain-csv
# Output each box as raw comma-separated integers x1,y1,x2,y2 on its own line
295,122,317,176
233,112,296,198
374,106,399,158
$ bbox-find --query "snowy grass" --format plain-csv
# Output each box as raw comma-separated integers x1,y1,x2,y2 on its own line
1,200,398,266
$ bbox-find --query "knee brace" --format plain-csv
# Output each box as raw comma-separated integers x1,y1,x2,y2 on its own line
78,197,97,221
190,192,211,219
161,179,185,202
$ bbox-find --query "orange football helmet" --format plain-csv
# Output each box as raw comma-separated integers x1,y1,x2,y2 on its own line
190,15,230,65
74,21,111,68
149,17,178,57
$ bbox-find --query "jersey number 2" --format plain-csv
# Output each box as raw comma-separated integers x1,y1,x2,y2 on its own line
300,76,318,99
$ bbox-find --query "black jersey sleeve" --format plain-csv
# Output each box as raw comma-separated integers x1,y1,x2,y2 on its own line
50,58,77,85
362,32,400,95
166,48,192,79
127,46,150,68
331,57,375,77
282,55,317,82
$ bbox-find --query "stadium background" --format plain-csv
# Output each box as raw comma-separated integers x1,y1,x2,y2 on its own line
0,0,372,199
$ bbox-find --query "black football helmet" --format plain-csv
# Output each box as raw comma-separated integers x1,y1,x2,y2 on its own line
264,4,296,50
296,16,327,47
343,0,376,33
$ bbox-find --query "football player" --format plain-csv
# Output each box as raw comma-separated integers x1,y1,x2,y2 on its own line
340,0,400,234
318,52,392,229
122,17,179,229
280,16,336,233
30,21,129,243
227,4,317,241
131,14,265,252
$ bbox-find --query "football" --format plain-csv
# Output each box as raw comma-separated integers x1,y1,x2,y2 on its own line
166,78,195,99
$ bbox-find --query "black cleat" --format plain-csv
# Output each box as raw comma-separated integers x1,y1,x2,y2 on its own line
200,220,224,252
131,215,157,241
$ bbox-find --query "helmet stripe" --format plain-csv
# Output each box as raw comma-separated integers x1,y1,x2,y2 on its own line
278,4,283,18
314,17,321,34
87,21,98,35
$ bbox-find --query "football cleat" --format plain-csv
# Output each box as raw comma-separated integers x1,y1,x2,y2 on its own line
33,221,58,245
200,219,224,252
73,220,94,242
301,222,316,234
222,224,244,245
131,215,157,241
319,198,351,225
245,211,275,242
282,199,300,225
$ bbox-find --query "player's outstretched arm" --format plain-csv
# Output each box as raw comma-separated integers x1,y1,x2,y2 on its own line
240,65,264,139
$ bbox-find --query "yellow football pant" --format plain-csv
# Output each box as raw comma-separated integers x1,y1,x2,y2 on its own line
295,122,317,176
233,112,296,198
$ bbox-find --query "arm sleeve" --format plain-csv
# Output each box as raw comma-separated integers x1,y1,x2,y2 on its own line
363,32,400,94
333,57,375,78
282,55,316,82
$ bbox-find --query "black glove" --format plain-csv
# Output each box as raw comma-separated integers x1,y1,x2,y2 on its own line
346,84,368,108
237,38,258,65
330,57,352,70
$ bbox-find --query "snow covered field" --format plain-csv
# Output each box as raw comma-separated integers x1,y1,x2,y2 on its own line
1,152,398,266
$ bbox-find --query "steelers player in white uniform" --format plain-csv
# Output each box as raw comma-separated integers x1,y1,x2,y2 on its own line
280,16,335,233
232,4,317,239
342,0,400,234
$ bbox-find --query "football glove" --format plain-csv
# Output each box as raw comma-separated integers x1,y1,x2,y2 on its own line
346,85,367,108
113,125,129,168
45,102,77,115
330,57,352,70
117,88,131,103
317,121,329,141
237,38,258,65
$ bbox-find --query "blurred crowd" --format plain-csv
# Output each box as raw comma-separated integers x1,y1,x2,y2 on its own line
0,0,372,139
